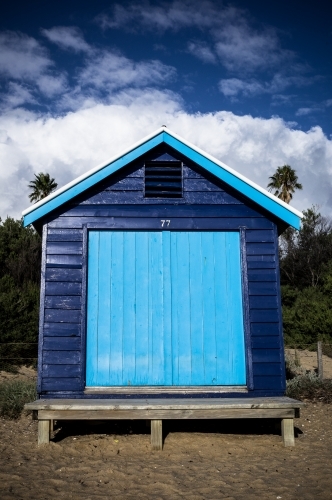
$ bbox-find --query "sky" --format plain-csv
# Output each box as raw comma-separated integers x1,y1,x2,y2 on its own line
0,0,331,220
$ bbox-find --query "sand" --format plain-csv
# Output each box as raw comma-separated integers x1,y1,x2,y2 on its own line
1,359,332,500
285,349,332,379
0,403,331,499
0,366,37,383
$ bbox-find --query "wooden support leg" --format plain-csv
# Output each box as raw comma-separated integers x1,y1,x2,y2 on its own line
38,420,50,445
50,419,54,433
281,418,295,447
151,420,163,450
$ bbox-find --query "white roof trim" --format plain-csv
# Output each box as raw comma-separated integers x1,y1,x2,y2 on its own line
22,125,303,219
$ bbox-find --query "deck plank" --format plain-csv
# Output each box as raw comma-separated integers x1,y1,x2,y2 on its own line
25,397,304,412
37,408,295,420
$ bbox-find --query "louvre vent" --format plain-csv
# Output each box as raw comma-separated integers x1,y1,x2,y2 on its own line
144,161,183,198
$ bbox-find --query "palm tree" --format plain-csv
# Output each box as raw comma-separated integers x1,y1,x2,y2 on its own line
267,165,302,204
28,173,58,203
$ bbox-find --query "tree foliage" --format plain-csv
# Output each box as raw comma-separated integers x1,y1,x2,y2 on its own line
267,165,302,204
282,285,332,345
280,207,332,346
0,217,41,285
28,172,57,203
280,207,332,289
0,218,41,368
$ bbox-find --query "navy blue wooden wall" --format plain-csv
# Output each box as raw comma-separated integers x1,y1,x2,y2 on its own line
38,145,286,398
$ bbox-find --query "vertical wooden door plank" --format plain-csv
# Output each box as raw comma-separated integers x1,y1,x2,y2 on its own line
189,232,204,385
122,232,136,386
174,232,192,385
201,232,217,385
162,231,173,385
109,231,124,385
170,233,180,385
214,232,230,384
149,232,165,384
96,232,112,386
227,233,246,384
135,232,149,384
86,231,100,386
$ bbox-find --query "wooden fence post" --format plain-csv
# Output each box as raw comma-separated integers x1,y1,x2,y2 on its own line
317,341,323,380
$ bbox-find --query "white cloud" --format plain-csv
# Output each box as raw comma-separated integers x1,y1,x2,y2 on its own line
269,74,315,93
99,1,296,74
1,82,36,108
214,23,287,73
0,27,176,112
295,107,321,117
0,90,331,221
219,74,314,98
187,41,217,64
36,74,68,97
97,1,213,32
0,31,52,80
219,78,264,97
0,30,68,104
42,26,92,53
41,26,177,103
78,51,176,92
295,99,332,116
97,1,315,101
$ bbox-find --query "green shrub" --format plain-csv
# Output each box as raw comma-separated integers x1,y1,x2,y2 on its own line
282,286,332,345
0,380,36,419
284,351,306,379
286,373,332,403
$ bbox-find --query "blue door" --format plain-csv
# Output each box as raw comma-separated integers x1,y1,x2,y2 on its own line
86,231,246,386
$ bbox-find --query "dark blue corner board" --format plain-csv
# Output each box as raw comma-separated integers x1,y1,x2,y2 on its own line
38,144,286,398
37,224,47,394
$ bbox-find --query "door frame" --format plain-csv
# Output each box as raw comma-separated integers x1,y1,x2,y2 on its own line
81,218,254,394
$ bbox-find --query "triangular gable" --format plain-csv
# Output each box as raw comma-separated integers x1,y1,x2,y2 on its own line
22,127,302,229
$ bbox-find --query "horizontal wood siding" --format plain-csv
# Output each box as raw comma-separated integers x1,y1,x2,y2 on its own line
40,146,285,396
42,224,83,392
247,224,284,392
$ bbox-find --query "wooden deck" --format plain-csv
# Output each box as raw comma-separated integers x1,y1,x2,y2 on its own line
25,397,304,450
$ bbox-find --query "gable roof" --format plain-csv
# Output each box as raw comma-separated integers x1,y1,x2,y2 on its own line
22,126,303,229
